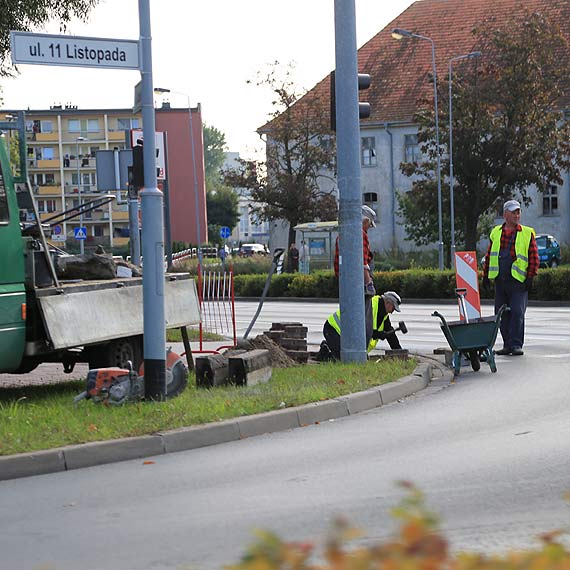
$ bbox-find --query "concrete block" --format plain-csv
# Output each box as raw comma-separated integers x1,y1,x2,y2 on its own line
340,389,382,415
196,353,230,388
229,349,272,386
283,325,308,338
0,449,66,481
277,338,307,350
383,349,409,359
237,408,300,438
264,330,284,341
285,350,309,363
63,435,164,470
297,399,349,426
379,375,427,405
160,421,240,453
271,322,302,330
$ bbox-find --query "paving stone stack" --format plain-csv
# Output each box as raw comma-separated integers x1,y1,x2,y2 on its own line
264,322,309,363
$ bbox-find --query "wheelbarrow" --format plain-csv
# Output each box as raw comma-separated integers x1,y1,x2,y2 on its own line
432,302,510,376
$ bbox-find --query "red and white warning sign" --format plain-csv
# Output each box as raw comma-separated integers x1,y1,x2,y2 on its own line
454,251,481,321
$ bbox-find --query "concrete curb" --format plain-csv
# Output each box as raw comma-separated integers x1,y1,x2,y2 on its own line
0,359,442,482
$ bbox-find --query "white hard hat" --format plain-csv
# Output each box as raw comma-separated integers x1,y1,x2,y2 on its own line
383,291,401,312
361,205,377,227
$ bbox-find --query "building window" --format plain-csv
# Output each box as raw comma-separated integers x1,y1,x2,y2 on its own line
543,185,558,215
117,118,139,130
42,147,54,160
94,225,104,237
41,120,53,133
363,192,378,203
68,119,80,133
361,137,377,167
89,146,100,158
404,134,420,163
45,173,55,185
87,119,99,132
38,199,56,213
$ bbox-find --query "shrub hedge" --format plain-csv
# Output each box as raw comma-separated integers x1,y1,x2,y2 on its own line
233,267,570,301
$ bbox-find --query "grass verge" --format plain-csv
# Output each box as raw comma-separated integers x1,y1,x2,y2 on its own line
0,358,416,456
166,327,225,342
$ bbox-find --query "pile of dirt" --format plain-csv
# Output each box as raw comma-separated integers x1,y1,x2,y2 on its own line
234,335,298,368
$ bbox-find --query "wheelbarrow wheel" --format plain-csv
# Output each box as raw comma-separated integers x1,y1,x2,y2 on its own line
469,350,480,372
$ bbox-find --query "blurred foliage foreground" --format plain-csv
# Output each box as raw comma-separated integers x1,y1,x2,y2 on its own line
230,482,570,570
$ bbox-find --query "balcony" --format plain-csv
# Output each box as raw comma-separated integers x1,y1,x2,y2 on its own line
36,185,60,195
36,159,61,169
35,132,58,142
111,211,129,221
108,131,126,141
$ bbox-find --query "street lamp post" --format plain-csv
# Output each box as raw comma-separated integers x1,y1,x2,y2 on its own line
392,28,444,270
75,136,86,254
448,51,481,266
154,87,203,268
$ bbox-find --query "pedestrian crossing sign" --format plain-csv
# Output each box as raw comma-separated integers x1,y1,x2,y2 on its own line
74,227,87,240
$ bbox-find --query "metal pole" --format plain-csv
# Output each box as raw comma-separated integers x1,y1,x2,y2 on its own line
334,0,367,362
187,100,203,269
76,137,84,254
430,39,444,271
449,58,456,267
139,0,166,399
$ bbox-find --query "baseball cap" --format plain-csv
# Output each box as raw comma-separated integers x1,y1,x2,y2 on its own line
503,199,521,212
383,291,401,312
361,205,377,227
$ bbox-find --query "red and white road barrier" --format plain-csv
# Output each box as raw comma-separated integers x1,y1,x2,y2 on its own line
454,251,481,321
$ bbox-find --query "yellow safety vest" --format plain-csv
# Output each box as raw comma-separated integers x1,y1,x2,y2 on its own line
488,224,535,283
327,295,389,353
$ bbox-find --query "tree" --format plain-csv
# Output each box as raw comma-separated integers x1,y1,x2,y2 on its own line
206,186,239,245
398,11,570,255
0,0,100,77
223,63,338,249
203,124,227,192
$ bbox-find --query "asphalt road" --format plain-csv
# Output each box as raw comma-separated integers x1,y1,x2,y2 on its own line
1,301,570,569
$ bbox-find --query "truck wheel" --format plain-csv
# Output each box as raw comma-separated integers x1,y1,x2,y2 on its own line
88,336,143,370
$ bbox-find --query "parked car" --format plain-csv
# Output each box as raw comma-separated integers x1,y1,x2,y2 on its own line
238,243,269,257
536,234,561,268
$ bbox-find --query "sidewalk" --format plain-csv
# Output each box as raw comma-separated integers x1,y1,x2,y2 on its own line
0,355,452,481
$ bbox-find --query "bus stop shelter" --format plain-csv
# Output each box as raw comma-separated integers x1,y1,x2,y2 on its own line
293,221,339,273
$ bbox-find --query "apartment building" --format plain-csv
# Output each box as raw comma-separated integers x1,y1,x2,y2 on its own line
3,102,207,252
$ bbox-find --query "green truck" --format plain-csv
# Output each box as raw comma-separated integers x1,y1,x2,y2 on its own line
0,117,200,377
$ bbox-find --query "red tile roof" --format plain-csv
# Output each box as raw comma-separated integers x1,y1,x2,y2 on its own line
261,0,570,132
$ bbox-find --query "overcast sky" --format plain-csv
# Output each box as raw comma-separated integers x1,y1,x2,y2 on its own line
1,0,415,158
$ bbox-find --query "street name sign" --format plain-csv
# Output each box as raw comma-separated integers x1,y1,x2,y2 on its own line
10,31,139,70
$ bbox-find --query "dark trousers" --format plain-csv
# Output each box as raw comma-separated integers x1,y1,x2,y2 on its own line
323,321,341,360
494,277,528,349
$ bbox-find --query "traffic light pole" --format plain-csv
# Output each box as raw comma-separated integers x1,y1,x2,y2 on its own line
139,0,166,399
334,0,367,362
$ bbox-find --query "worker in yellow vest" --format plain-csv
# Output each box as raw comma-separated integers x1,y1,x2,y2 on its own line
482,199,539,356
317,291,403,361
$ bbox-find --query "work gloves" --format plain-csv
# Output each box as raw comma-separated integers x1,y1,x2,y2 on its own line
524,277,533,292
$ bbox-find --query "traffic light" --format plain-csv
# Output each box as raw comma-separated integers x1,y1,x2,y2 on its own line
329,71,371,132
132,144,144,188
358,73,371,120
130,140,161,188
